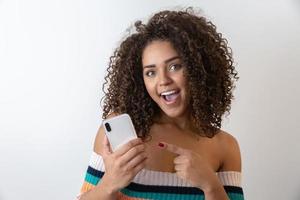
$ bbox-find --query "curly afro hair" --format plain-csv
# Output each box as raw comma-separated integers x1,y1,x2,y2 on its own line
101,7,238,138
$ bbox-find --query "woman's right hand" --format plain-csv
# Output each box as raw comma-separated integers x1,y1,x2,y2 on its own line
100,135,147,193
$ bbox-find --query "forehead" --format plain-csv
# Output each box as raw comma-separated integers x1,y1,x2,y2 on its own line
142,40,179,66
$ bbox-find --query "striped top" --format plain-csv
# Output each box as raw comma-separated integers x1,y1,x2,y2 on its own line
78,151,244,200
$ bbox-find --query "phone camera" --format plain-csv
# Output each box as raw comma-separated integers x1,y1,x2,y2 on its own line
104,123,111,132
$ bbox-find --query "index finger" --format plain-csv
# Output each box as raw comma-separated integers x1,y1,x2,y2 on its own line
114,138,143,156
102,134,112,157
159,142,186,155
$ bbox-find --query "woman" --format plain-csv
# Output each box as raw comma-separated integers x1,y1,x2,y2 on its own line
78,7,244,200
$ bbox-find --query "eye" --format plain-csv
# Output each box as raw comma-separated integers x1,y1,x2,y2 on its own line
169,64,182,71
145,70,155,77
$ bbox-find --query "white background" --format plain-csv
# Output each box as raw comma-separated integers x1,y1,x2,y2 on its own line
1,0,300,199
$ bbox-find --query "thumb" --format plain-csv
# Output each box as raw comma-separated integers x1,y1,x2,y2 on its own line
102,134,113,156
158,142,186,155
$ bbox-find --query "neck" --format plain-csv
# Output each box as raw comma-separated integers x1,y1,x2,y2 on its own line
156,111,193,131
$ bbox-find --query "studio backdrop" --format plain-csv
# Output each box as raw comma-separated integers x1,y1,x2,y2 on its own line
0,0,299,199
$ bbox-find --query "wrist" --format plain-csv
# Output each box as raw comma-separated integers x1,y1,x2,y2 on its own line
203,179,229,200
202,175,223,194
98,175,119,195
203,183,223,195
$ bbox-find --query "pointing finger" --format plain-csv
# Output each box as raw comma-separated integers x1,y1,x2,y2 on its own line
158,142,186,155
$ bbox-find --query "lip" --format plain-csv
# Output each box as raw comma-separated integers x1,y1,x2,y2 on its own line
159,89,180,96
160,90,180,105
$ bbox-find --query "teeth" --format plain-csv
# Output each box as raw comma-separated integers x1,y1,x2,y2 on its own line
161,90,177,96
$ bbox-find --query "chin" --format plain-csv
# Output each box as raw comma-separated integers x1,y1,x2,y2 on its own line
161,107,187,119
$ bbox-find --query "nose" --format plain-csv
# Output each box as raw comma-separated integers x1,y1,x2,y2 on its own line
158,71,172,86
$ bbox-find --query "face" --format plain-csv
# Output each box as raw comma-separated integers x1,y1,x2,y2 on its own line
142,40,190,119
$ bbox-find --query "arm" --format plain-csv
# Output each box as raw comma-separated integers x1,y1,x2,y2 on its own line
78,180,117,200
77,126,118,200
202,177,229,200
159,131,243,200
77,123,147,200
203,132,243,200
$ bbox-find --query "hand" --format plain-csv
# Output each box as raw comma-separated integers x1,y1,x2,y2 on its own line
158,142,220,192
100,135,147,193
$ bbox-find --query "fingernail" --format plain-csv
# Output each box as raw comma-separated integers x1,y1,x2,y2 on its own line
158,142,165,148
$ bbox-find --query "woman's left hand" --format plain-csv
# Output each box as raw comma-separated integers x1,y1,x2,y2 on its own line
158,142,220,192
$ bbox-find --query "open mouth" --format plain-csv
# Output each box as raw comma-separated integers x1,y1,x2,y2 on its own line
160,90,180,103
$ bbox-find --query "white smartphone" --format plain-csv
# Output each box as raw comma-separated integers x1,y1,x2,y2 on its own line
102,113,138,152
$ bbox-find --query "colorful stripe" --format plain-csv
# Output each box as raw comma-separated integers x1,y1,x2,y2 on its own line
78,152,244,200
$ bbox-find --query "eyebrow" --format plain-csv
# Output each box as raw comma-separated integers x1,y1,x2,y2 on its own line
143,56,181,69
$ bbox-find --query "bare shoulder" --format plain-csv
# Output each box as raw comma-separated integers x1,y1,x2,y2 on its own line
93,112,119,155
214,130,242,172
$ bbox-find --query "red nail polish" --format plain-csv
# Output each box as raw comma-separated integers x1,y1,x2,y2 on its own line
158,142,164,148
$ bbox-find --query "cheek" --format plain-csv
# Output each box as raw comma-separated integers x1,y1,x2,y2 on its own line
175,75,189,98
144,79,156,97
175,74,188,88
